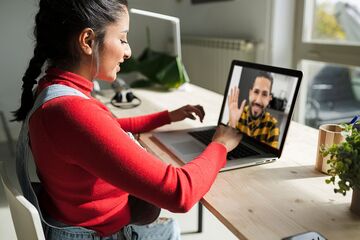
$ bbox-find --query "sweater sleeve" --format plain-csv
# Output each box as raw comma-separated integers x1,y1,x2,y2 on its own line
117,111,171,133
44,97,227,212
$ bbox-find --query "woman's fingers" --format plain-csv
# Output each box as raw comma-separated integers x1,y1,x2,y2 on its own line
186,105,204,122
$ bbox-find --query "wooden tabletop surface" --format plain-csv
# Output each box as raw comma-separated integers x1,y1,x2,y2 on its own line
98,84,360,240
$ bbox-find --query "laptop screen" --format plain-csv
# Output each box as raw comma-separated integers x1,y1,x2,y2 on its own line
219,61,302,152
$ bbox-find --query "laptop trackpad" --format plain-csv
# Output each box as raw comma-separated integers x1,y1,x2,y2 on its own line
171,141,204,155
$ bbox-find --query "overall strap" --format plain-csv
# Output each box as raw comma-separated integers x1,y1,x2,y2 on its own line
16,84,89,229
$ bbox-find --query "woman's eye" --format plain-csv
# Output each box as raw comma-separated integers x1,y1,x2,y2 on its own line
120,39,128,44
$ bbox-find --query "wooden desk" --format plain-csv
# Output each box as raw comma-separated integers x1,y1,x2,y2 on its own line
97,84,360,240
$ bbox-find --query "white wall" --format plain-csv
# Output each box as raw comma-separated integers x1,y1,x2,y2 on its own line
128,0,273,62
0,0,296,142
128,0,296,66
0,0,37,142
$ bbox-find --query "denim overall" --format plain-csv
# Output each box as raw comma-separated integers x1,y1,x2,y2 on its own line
16,84,180,240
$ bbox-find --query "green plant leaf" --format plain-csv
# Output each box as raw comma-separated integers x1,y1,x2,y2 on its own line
155,56,188,89
324,123,360,195
119,56,139,73
120,48,188,89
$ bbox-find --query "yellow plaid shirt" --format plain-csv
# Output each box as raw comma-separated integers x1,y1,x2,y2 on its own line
236,106,280,148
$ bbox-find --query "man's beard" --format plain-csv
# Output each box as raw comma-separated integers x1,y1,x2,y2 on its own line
249,102,265,120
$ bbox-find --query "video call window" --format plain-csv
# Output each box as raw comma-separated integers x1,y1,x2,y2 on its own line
221,66,298,149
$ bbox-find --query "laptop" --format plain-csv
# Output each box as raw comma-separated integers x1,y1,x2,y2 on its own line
153,60,302,171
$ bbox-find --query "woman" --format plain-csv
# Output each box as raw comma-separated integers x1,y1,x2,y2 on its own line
13,0,242,239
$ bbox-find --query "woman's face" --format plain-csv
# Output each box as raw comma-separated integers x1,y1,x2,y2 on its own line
96,10,131,82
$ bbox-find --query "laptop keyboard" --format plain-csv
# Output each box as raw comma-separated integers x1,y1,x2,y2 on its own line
188,129,260,159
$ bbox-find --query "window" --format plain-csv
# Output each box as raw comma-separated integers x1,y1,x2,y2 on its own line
305,0,360,44
293,0,360,128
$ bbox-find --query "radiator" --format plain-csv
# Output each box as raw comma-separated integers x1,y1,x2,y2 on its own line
181,36,256,94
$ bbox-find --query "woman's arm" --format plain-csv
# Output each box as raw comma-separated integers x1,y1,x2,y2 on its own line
47,98,226,212
117,105,205,133
117,110,171,133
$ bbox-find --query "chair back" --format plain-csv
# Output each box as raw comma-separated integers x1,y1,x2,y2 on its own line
309,65,355,103
0,162,45,240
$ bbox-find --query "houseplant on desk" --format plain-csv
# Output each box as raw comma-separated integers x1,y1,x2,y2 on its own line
119,8,189,90
119,47,189,89
321,121,360,215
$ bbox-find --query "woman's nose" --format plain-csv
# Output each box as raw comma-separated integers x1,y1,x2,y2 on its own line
124,44,132,60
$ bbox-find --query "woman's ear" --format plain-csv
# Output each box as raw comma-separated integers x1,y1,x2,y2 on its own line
78,28,95,55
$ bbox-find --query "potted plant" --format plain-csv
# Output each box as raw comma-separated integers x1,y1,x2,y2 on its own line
120,47,189,89
119,27,189,90
321,121,360,215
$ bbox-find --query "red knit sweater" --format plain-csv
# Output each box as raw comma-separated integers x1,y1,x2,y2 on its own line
28,68,227,236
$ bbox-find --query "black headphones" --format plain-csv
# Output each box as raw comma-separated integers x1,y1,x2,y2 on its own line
111,90,141,109
110,78,141,109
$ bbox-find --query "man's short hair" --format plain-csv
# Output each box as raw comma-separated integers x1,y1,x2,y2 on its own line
253,71,273,93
